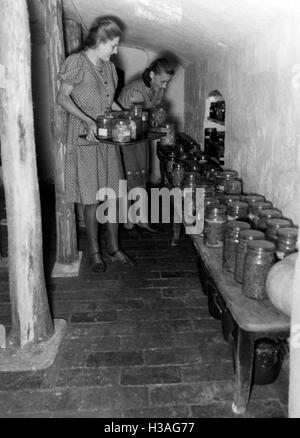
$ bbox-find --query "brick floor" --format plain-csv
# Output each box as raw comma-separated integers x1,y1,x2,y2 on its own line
0,188,289,418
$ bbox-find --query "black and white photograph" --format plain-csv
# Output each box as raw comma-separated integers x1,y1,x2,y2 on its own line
0,0,300,420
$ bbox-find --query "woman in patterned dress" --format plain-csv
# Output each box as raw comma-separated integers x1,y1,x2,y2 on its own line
57,18,136,273
118,58,176,232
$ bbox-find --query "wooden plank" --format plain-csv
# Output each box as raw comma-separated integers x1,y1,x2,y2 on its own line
192,235,290,332
42,0,78,265
63,18,85,231
0,0,54,347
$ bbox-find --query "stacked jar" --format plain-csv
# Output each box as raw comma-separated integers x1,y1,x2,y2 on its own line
172,162,185,187
234,229,265,283
242,240,276,300
160,124,176,146
276,227,298,260
166,151,178,183
223,221,251,272
183,171,201,188
227,201,249,222
265,218,293,243
141,110,149,138
224,177,242,195
249,201,273,228
129,104,143,140
256,209,282,232
150,105,167,127
216,170,238,192
96,115,112,140
204,204,228,248
111,117,131,143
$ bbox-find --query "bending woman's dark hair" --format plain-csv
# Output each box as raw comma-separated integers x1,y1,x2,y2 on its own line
84,18,122,49
142,58,176,88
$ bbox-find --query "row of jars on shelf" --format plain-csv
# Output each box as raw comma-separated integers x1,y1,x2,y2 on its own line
200,171,298,302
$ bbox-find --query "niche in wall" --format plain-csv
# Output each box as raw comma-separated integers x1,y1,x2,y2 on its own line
204,90,226,167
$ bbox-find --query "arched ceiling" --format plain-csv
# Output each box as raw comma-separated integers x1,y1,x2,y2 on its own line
29,0,300,64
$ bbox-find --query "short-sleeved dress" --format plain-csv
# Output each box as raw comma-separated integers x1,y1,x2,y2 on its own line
58,51,124,205
118,79,165,190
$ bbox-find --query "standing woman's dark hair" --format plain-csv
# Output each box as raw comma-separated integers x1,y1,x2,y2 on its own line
84,18,122,49
142,58,176,87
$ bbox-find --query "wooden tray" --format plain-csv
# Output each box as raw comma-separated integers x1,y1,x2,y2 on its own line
78,133,162,146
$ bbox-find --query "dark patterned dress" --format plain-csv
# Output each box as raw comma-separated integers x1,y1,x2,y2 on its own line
118,79,165,190
58,51,124,205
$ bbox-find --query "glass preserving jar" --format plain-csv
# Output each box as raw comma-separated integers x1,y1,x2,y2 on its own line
111,117,131,143
205,197,220,210
130,103,143,118
234,229,265,284
183,172,201,191
216,170,238,192
223,221,251,272
142,110,149,137
166,152,178,183
198,183,215,199
187,161,201,174
214,191,227,204
265,218,292,243
151,105,167,127
208,168,222,185
172,162,185,187
242,240,276,300
227,201,249,221
96,115,112,140
204,204,228,248
129,115,142,141
249,201,273,227
256,209,282,232
276,227,298,260
160,124,176,146
224,178,242,195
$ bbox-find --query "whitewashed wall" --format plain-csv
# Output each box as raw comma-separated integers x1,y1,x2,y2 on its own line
185,16,300,224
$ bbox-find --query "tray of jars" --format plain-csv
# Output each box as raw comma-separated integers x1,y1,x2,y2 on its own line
79,133,162,146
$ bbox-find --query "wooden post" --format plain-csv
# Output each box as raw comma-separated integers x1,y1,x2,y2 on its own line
0,0,54,347
42,0,78,265
63,18,85,230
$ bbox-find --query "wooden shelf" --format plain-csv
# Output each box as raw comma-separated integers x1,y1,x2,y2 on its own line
207,117,225,126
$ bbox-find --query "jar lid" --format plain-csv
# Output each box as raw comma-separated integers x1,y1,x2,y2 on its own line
228,201,248,208
223,169,238,179
239,229,265,241
247,240,275,252
250,201,273,213
266,218,292,228
161,123,175,128
243,194,265,203
205,196,220,205
226,220,251,231
258,209,282,218
225,195,241,201
206,204,227,213
277,227,299,238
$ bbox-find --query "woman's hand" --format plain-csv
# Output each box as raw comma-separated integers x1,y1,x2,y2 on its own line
85,120,98,142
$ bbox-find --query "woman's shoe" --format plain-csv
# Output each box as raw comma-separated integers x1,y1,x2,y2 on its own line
89,252,106,273
108,249,136,267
